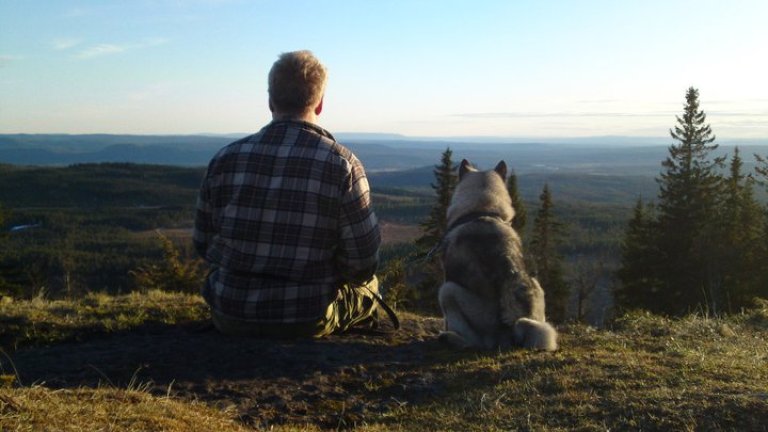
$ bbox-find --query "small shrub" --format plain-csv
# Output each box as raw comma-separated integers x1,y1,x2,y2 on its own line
130,231,205,294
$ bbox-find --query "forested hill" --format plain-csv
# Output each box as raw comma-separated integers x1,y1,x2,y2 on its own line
0,162,659,210
0,163,204,208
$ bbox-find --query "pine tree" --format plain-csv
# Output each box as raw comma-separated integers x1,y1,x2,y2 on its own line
755,153,768,303
413,147,457,313
712,147,765,311
654,87,724,314
416,147,457,251
616,198,662,311
529,184,568,322
130,231,205,293
507,171,527,236
756,153,768,180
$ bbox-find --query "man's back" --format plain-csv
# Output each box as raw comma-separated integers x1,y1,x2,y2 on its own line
194,120,380,323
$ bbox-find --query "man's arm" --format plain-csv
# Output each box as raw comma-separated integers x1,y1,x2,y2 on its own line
193,174,215,260
336,163,381,284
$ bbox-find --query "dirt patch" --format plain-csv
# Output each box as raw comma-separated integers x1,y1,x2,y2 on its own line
10,314,449,430
137,222,419,247
379,222,420,245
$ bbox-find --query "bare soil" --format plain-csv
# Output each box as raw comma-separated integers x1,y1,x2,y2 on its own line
378,222,421,246
10,314,447,430
142,222,421,247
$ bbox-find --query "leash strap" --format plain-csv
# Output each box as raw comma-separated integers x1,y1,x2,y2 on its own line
363,285,400,330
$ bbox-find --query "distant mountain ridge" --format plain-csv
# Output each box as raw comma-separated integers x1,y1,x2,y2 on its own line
1,134,766,176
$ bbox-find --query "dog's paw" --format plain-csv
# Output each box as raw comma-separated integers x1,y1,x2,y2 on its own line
514,318,558,351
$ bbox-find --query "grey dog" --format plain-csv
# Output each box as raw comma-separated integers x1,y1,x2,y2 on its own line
438,159,558,351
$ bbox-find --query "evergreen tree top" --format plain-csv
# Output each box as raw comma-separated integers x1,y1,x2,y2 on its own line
659,87,724,201
669,87,716,148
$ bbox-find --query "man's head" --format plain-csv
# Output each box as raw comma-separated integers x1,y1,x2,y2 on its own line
268,50,327,119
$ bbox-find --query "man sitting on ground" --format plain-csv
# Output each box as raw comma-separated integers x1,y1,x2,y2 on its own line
194,50,383,337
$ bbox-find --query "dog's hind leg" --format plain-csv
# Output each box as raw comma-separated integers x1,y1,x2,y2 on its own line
438,281,497,349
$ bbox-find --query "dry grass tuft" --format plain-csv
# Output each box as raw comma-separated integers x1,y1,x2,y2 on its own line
0,290,209,350
0,385,247,432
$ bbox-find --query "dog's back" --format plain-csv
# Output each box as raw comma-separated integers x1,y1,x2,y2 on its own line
443,216,525,302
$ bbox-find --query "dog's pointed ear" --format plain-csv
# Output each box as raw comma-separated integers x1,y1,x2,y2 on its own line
494,161,508,180
459,159,473,180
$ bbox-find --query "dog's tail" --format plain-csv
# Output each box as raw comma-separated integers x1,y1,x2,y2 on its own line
514,317,558,351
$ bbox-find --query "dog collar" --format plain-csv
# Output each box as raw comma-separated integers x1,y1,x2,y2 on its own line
446,211,506,233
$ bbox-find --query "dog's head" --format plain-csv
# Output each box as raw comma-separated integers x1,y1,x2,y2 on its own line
459,158,507,181
446,159,514,226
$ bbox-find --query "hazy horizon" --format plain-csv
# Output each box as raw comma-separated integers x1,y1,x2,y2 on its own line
1,131,766,146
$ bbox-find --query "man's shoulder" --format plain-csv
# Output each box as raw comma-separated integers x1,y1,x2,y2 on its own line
325,139,358,165
284,122,362,170
207,122,364,172
209,132,262,158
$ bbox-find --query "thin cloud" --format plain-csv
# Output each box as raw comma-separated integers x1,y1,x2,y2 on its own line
708,111,768,117
52,38,83,50
575,99,623,104
0,55,16,68
63,7,92,18
75,37,168,59
77,44,126,59
452,111,676,119
453,111,768,121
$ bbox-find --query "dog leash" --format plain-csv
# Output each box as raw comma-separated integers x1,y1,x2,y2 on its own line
363,285,400,330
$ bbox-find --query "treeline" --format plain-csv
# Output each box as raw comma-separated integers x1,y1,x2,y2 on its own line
0,160,629,304
617,88,768,315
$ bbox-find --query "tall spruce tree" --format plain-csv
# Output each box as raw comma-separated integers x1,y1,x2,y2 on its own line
529,183,568,322
507,171,527,236
414,147,457,312
654,87,724,314
416,147,457,251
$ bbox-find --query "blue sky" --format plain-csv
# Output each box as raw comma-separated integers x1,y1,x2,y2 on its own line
1,0,767,139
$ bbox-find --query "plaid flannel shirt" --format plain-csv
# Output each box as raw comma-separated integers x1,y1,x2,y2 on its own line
193,120,381,323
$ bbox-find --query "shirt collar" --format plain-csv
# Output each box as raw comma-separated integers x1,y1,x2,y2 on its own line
266,119,336,142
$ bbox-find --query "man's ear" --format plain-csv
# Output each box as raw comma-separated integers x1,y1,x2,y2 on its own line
314,96,324,116
494,160,507,180
459,159,473,180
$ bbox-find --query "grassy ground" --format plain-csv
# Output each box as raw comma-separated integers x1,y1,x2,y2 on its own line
0,290,209,350
1,292,767,431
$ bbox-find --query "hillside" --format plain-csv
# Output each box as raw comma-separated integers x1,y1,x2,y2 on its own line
1,291,767,431
0,162,663,326
0,163,204,208
0,161,657,211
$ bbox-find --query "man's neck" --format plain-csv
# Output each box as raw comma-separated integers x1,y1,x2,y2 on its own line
272,111,317,124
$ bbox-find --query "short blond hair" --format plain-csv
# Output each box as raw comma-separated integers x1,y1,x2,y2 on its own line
268,50,327,115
